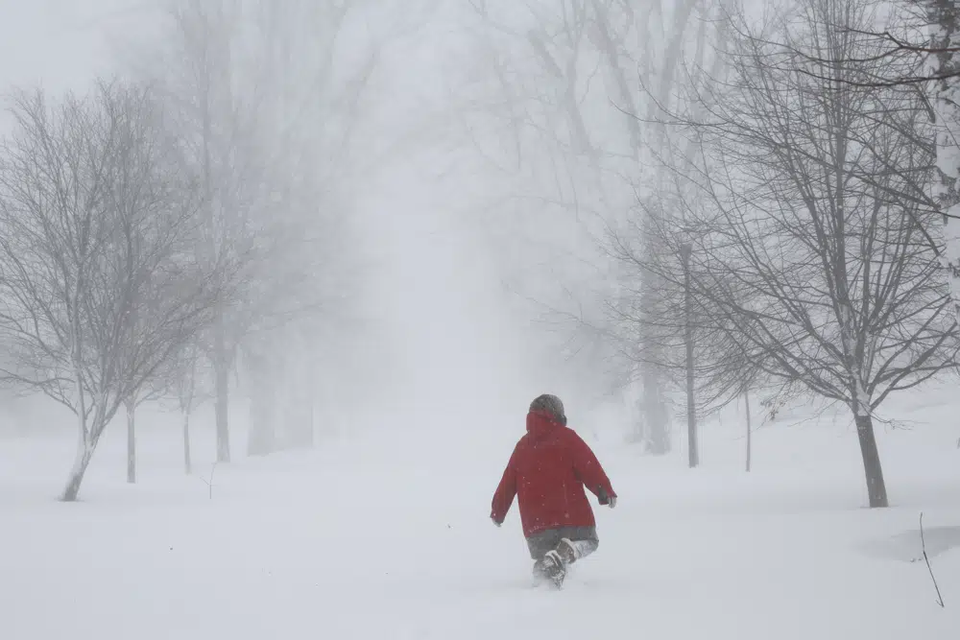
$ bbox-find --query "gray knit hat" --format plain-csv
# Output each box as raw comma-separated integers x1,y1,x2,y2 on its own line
529,393,566,426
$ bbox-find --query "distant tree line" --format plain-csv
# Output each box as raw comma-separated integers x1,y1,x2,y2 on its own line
0,0,419,500
459,0,960,508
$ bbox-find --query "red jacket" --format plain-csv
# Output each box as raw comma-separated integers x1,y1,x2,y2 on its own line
490,410,616,538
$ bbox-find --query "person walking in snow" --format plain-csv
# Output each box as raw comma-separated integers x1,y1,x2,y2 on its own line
490,394,617,587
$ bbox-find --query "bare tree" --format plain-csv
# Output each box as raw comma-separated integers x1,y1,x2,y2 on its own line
698,2,960,322
143,339,214,476
924,1,960,312
147,0,258,465
125,335,212,482
607,209,769,469
174,342,206,474
638,0,959,507
142,0,423,461
0,81,224,501
456,0,723,451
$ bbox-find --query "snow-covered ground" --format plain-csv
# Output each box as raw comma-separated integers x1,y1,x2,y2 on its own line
2,383,959,640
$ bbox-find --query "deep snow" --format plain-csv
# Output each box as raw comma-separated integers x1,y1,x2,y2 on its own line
1,383,959,640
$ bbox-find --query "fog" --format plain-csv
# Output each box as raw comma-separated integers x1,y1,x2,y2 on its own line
3,2,960,637
0,0,608,441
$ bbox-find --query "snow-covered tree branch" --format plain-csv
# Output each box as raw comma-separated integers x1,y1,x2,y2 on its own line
0,81,226,501
625,0,960,507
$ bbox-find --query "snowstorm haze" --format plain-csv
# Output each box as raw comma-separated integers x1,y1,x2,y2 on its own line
351,10,563,421
2,1,960,638
0,0,594,435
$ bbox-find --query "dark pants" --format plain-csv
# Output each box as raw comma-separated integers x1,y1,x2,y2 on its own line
526,526,599,561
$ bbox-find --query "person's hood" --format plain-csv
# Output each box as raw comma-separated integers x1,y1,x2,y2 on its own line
526,409,562,441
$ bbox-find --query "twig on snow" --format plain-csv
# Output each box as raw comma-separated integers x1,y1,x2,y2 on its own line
198,462,218,500
920,512,945,608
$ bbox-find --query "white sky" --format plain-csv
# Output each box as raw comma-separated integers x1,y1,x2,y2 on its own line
0,1,125,90
0,0,609,431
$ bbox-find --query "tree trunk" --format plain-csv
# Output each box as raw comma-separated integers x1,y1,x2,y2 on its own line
306,398,316,448
183,410,192,475
247,348,276,456
927,0,960,311
284,399,314,450
854,412,888,508
641,254,671,455
61,431,96,502
126,399,136,484
214,309,231,463
63,310,92,502
284,363,315,450
642,382,671,454
681,244,698,468
202,66,230,464
248,379,276,456
744,388,752,473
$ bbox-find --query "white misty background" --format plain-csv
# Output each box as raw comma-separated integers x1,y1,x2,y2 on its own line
0,1,959,639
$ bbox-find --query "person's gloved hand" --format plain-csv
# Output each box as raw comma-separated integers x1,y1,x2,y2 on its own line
598,488,617,508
